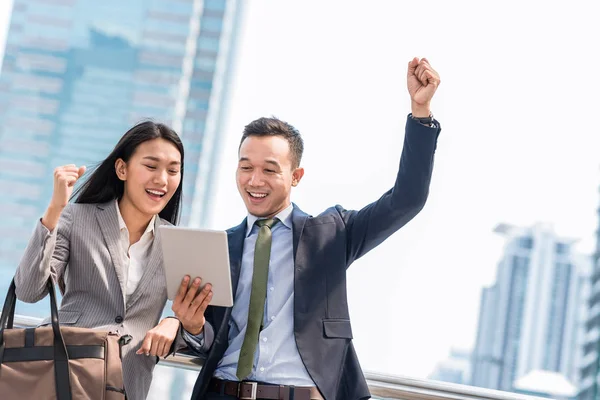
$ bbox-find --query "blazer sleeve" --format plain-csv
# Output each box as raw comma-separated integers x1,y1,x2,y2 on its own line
14,204,73,302
341,116,441,265
172,321,215,357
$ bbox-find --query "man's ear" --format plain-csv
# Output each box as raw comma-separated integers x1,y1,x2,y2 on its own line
291,167,304,187
115,159,127,181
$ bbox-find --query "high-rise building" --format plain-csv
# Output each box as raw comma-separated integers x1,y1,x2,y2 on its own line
0,0,244,299
471,223,590,393
429,348,472,385
579,184,600,400
0,1,244,398
514,370,578,399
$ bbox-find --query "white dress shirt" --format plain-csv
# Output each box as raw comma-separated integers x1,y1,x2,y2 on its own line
115,200,155,301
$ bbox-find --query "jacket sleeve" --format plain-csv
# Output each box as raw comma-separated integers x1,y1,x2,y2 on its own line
342,116,441,265
14,204,74,302
175,321,215,357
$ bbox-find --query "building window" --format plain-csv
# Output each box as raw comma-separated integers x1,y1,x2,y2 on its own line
518,237,533,249
204,0,227,11
555,242,569,254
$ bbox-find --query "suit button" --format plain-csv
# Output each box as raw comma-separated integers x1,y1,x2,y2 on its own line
115,316,123,324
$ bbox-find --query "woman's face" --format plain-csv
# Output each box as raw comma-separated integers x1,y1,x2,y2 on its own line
116,138,182,219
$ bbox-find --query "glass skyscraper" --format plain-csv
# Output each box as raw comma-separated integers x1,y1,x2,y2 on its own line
470,223,590,395
0,0,243,316
579,183,600,400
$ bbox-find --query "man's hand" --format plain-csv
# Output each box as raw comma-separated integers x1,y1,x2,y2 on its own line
136,317,180,358
171,276,213,335
407,57,441,117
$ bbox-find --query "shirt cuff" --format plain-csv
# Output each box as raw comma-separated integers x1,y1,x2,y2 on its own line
182,329,205,352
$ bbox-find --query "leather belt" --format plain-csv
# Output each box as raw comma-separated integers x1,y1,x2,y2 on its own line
209,378,324,400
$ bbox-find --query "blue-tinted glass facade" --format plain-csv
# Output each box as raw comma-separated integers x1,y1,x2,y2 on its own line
499,255,530,390
0,0,243,317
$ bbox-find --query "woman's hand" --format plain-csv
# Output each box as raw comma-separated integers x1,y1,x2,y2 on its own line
42,164,86,231
136,317,181,358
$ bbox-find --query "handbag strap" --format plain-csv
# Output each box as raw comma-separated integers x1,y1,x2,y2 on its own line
0,278,73,400
0,280,17,341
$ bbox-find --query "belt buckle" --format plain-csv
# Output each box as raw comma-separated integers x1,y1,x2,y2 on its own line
238,381,258,400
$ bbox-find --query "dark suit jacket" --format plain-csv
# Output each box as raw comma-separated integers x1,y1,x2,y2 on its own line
190,116,441,400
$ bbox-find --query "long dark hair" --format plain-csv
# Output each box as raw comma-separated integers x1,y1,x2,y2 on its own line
72,121,184,225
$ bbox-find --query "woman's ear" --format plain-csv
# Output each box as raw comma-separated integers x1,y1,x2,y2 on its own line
115,159,127,181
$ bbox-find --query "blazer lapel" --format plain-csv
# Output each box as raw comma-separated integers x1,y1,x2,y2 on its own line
95,202,127,308
228,219,246,296
126,216,163,309
291,204,309,262
212,219,246,331
292,204,309,333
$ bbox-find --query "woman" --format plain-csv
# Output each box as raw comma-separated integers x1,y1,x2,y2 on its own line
14,121,212,400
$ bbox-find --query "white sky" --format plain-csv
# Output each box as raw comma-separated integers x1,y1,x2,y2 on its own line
2,0,600,380
0,1,10,71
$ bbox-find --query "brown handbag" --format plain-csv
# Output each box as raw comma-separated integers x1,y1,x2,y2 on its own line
0,279,132,400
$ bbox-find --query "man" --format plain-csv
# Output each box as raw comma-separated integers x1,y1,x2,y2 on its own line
175,57,441,400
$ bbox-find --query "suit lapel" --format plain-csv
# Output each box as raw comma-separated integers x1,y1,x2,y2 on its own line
228,219,246,296
212,219,246,331
292,204,309,262
95,202,127,308
291,205,309,347
126,216,164,309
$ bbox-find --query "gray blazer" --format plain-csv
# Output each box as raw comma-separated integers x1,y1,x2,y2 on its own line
14,201,186,400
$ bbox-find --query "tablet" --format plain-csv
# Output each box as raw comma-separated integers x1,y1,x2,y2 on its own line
158,225,233,307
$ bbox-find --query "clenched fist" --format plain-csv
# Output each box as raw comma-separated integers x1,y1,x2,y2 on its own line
407,57,441,117
136,317,181,358
51,164,86,209
42,164,86,231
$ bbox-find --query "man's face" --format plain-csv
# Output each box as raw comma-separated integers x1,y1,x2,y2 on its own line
236,135,304,218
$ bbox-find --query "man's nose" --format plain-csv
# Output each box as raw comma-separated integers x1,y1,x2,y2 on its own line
248,172,264,186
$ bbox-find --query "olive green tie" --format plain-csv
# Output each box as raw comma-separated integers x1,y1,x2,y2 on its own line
236,218,279,380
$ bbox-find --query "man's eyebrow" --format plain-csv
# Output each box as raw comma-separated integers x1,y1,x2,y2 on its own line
238,157,281,168
265,160,281,168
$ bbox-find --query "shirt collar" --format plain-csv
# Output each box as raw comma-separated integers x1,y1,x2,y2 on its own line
115,199,155,236
246,203,293,237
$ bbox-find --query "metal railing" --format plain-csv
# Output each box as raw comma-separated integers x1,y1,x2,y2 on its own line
12,315,547,400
